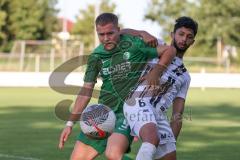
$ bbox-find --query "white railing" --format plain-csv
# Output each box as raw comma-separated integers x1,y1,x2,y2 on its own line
0,72,240,88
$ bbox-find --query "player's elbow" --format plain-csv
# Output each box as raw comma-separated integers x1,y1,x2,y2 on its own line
105,148,124,160
158,45,176,59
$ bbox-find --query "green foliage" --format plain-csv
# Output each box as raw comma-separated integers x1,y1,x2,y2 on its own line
71,0,116,54
0,0,59,52
0,11,6,39
145,0,240,57
0,0,10,51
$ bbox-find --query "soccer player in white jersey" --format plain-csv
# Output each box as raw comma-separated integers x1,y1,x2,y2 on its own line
123,16,198,160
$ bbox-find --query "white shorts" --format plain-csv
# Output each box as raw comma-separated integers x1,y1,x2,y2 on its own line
124,97,157,137
123,97,176,144
155,142,176,159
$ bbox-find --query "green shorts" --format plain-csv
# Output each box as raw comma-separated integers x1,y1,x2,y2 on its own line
77,116,133,154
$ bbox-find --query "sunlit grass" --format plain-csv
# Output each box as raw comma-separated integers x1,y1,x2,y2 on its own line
0,88,239,160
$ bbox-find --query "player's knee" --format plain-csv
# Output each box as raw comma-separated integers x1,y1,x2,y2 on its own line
156,151,176,160
105,147,123,160
140,123,159,146
71,151,93,160
70,154,84,160
151,133,160,146
105,152,122,160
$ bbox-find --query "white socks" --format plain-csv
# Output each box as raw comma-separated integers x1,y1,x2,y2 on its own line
136,142,157,160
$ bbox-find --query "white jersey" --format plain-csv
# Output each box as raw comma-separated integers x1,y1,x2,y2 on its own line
144,57,191,111
124,56,190,144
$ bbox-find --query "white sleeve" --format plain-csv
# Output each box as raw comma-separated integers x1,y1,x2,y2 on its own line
157,38,166,46
176,76,191,99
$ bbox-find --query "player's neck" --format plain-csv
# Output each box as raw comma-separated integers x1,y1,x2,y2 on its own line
176,52,184,59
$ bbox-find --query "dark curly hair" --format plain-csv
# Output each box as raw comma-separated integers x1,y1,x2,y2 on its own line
174,16,198,36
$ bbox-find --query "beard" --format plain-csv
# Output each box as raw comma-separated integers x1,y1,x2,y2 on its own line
103,41,117,51
173,39,189,53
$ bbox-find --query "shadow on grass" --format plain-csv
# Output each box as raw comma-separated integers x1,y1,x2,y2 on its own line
176,103,240,160
0,105,78,160
187,103,240,121
0,102,239,160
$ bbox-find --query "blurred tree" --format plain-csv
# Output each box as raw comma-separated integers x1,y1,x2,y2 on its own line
71,0,117,54
0,0,11,51
195,0,240,56
0,11,6,39
0,0,59,52
145,0,240,57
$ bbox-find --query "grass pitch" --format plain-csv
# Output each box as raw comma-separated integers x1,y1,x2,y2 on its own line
0,88,239,160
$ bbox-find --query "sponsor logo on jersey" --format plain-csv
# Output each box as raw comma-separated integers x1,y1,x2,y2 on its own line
102,62,131,76
123,52,131,60
102,59,109,65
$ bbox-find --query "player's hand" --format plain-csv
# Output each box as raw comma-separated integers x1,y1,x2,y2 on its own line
139,71,160,97
140,71,159,87
58,126,72,149
140,64,165,96
140,31,158,47
140,64,163,86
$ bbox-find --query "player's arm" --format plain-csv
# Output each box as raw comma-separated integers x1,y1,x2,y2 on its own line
171,97,185,140
69,82,95,120
120,28,158,47
141,45,176,86
58,82,94,149
121,28,176,85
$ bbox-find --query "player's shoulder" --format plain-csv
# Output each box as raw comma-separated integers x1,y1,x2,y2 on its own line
91,44,111,59
185,71,191,81
173,57,191,80
120,34,144,44
93,44,105,54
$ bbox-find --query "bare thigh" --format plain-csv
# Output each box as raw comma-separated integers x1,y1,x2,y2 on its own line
70,141,99,160
156,151,176,160
105,133,129,160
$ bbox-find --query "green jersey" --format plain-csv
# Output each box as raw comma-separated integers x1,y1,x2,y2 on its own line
84,34,158,115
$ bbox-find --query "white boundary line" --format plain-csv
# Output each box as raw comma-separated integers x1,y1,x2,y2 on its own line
0,153,41,160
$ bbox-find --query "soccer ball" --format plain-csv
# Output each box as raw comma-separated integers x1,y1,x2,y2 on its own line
80,104,116,139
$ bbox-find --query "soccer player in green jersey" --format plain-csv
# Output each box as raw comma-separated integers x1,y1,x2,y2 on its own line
58,13,176,160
